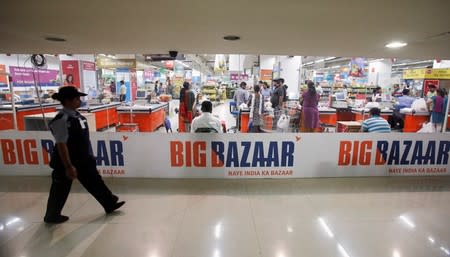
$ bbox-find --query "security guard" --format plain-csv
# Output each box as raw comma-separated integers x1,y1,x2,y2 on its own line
44,86,125,224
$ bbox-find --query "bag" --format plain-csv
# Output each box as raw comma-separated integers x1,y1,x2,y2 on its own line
277,114,290,131
411,98,428,113
417,122,434,133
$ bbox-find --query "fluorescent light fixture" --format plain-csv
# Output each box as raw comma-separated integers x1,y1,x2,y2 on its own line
325,57,337,61
399,215,415,228
214,222,222,239
369,58,384,63
213,249,220,257
393,249,401,257
441,247,450,256
287,226,293,233
428,236,435,244
0,224,4,230
337,243,351,257
5,217,20,226
318,217,334,238
392,60,433,66
386,41,408,48
315,59,325,63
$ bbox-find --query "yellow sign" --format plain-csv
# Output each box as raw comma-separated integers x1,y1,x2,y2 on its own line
96,58,136,69
403,68,450,79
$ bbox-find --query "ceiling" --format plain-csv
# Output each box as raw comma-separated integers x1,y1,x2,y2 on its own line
1,0,449,59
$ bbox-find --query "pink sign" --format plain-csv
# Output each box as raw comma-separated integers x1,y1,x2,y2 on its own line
82,61,96,71
9,66,60,87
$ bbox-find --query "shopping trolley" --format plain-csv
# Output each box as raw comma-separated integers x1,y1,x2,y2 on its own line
261,107,301,132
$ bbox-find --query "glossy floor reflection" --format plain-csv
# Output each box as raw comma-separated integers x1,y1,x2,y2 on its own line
0,176,449,257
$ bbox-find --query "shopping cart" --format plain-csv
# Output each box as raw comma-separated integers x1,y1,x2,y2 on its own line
261,107,301,132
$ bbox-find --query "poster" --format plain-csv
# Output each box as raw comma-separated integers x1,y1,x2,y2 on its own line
0,131,448,178
260,69,272,82
349,58,366,77
61,60,81,88
143,69,154,83
9,66,60,87
82,61,97,99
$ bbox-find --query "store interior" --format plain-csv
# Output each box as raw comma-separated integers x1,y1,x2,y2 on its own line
0,54,449,133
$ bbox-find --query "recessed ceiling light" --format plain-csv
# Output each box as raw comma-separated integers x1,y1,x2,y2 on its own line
223,35,240,41
45,36,66,42
385,41,407,48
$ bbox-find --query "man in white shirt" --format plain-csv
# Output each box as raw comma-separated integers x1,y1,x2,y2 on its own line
119,80,127,102
191,101,223,133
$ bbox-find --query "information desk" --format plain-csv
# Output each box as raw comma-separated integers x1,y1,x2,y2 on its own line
0,103,59,130
23,111,96,131
78,102,121,131
318,107,337,125
402,111,430,132
352,108,393,121
117,103,168,132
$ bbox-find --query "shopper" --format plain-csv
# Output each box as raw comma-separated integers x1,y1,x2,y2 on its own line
361,107,391,133
392,84,403,97
179,81,196,132
279,78,288,105
301,81,320,132
44,86,125,224
371,86,382,102
261,81,271,100
233,81,249,107
110,81,116,95
154,81,159,95
119,80,127,102
191,100,222,133
248,84,264,133
270,79,284,109
392,89,416,129
271,79,285,130
430,88,447,132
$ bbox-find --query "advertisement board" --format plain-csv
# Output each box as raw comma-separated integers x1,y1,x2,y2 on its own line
61,60,81,88
403,68,450,80
0,64,7,87
9,66,60,87
0,131,448,178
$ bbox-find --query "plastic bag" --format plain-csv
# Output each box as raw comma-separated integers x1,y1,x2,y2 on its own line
411,98,428,113
417,122,434,133
277,114,290,131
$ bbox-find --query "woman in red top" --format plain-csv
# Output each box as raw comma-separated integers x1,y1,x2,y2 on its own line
179,82,196,132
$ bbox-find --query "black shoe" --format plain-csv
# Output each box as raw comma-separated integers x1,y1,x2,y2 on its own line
105,201,125,214
112,195,119,203
44,215,69,224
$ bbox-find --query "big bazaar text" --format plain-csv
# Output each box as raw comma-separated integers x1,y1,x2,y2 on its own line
338,140,450,166
170,140,295,168
0,138,124,166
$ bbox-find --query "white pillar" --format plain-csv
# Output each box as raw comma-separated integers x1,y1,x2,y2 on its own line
279,56,302,98
368,59,392,89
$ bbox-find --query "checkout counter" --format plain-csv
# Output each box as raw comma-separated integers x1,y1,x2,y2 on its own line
23,112,96,131
117,102,168,132
0,103,59,130
78,102,121,131
352,107,393,121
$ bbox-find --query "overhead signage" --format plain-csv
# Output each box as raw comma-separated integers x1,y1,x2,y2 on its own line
260,69,273,82
9,66,60,87
96,58,136,69
0,131,448,178
403,68,450,80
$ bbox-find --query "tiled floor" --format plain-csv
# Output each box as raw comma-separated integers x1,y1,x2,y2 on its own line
0,176,449,257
